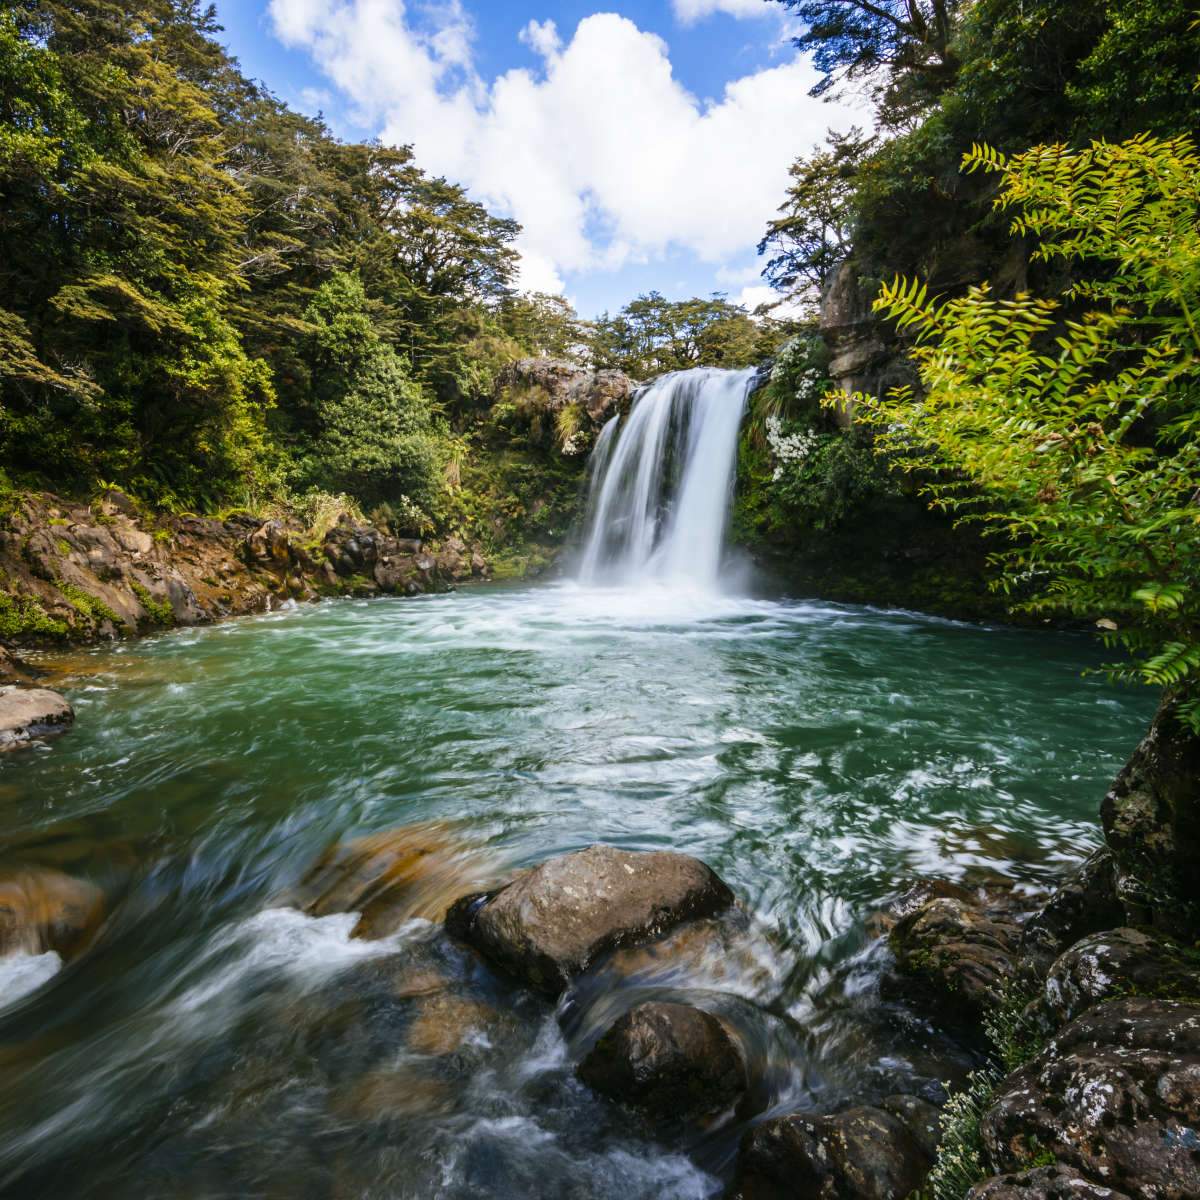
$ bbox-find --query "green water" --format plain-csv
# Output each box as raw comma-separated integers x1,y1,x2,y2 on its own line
0,582,1156,1198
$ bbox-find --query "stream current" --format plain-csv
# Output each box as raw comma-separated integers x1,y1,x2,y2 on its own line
0,369,1159,1197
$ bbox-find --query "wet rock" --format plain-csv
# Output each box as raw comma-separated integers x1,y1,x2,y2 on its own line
578,1001,746,1120
1020,850,1124,977
878,1094,943,1161
1039,927,1200,1028
0,686,74,749
244,520,290,565
292,821,496,936
0,647,37,685
868,878,976,938
889,895,1021,1019
728,1104,935,1200
0,867,104,958
967,1165,1132,1199
980,996,1200,1198
446,844,735,996
1101,697,1200,937
405,992,501,1056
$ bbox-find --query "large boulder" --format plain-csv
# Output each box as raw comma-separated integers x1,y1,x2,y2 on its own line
980,996,1200,1198
1019,850,1124,977
0,867,105,959
578,1000,746,1120
446,844,735,996
0,686,74,749
1101,697,1200,937
728,1103,937,1200
1039,927,1200,1028
968,1165,1132,1199
888,894,1022,1019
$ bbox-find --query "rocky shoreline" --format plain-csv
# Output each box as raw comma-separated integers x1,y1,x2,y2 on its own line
3,699,1192,1197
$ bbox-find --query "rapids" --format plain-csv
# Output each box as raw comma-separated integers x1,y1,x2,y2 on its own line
0,370,1158,1197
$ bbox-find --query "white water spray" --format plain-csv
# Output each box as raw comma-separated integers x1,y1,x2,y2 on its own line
577,367,755,590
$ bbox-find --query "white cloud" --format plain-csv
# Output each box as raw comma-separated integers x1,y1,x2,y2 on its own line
737,284,807,318
671,0,772,24
268,2,861,294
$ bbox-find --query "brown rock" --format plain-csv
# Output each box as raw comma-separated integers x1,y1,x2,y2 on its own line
968,1166,1132,1200
578,1001,746,1120
0,867,104,959
0,686,74,749
446,844,735,996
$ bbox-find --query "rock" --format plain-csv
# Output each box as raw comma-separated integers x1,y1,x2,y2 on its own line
0,867,105,958
292,822,496,937
446,844,735,996
1101,697,1200,937
981,996,1200,1198
0,647,37,686
0,686,74,749
405,992,501,1057
967,1165,1132,1199
244,520,291,565
878,1094,944,1161
889,895,1021,1019
1020,850,1124,977
868,878,976,937
1039,927,1200,1027
578,1001,746,1120
728,1105,935,1200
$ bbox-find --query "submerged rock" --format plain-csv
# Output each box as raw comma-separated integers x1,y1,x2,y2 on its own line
0,686,74,749
728,1103,936,1200
292,821,497,935
0,867,104,959
888,895,1022,1019
578,1000,746,1120
980,996,1200,1198
446,844,735,996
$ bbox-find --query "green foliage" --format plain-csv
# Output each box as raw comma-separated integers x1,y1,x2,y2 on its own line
57,582,119,628
130,581,173,627
0,586,66,640
590,292,786,378
851,134,1200,724
920,1069,994,1200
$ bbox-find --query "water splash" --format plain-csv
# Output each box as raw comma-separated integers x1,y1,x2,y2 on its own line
577,368,755,590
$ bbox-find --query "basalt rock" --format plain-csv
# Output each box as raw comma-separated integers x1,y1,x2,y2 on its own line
446,844,735,996
1019,850,1124,978
578,1000,746,1120
0,686,74,749
0,867,105,959
888,894,1022,1020
980,996,1200,1198
728,1102,937,1200
967,1165,1132,1200
1038,927,1200,1028
1101,697,1200,938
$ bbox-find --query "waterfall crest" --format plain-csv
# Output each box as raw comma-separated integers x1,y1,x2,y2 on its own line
577,367,754,590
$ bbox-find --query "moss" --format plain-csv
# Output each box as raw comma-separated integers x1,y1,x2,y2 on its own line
49,517,69,527
55,538,71,557
57,582,120,629
153,528,172,544
0,590,68,640
131,581,174,626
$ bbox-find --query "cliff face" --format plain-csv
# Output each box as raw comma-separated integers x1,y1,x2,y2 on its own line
0,490,484,657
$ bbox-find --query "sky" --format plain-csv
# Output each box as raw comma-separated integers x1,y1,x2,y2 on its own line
212,1,865,318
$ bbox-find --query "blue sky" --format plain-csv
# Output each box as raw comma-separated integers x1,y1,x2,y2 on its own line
212,2,862,317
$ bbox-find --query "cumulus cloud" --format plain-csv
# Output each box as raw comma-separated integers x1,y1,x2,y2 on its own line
268,1,859,296
671,0,772,23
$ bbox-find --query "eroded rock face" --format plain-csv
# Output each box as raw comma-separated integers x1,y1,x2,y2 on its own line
446,844,735,996
578,1001,746,1120
889,895,1022,1019
1039,928,1200,1027
1101,698,1200,937
1020,850,1124,977
0,686,74,749
980,996,1200,1199
968,1165,1132,1199
728,1103,936,1200
0,867,104,959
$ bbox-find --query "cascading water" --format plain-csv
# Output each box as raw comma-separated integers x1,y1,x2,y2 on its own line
577,367,756,589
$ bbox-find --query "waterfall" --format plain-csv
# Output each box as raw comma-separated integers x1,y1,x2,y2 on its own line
577,367,755,590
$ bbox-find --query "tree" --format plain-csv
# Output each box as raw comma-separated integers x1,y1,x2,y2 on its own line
849,134,1200,728
590,293,785,378
774,0,966,122
758,128,874,306
300,273,440,510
